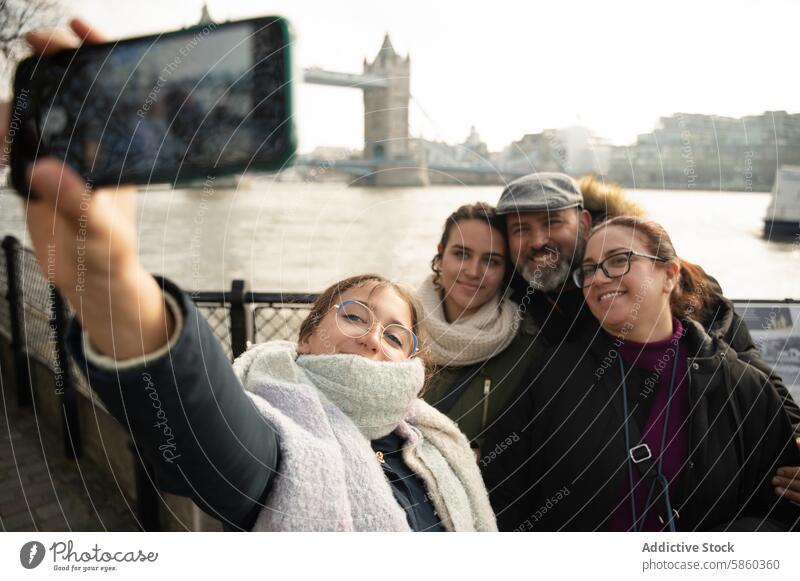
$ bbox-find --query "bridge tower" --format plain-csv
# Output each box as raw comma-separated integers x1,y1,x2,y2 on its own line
361,35,428,186
363,34,410,161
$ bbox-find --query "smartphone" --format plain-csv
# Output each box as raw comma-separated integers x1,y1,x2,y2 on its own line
9,16,296,195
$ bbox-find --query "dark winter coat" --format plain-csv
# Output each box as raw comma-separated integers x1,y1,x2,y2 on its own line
509,279,800,435
482,318,800,532
422,317,547,449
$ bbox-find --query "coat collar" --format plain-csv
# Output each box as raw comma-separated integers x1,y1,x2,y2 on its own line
582,316,720,361
581,316,734,407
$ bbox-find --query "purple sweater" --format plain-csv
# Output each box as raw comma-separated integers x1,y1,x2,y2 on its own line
609,318,690,531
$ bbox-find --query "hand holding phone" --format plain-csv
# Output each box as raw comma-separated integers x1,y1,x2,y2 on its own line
22,19,175,361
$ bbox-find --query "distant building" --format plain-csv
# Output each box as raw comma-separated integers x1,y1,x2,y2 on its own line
462,125,489,160
358,34,428,185
558,126,611,176
499,130,562,174
198,2,213,25
421,126,491,167
308,146,358,161
497,126,609,176
607,111,800,191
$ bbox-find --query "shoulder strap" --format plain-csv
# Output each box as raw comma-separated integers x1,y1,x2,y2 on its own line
609,389,658,482
609,360,675,530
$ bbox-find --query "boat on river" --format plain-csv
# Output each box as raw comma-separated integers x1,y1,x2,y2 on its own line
764,166,800,239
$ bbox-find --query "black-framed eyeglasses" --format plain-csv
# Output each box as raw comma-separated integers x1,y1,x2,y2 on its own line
572,251,669,288
332,300,419,358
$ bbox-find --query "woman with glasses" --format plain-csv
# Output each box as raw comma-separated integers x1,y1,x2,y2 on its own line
20,20,497,532
418,203,545,454
483,215,800,531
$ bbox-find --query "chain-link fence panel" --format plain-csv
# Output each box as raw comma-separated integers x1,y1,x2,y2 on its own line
196,304,233,361
3,238,317,370
253,304,313,344
18,247,57,367
53,294,107,411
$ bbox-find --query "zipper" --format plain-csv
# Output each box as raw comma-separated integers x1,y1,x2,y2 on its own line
686,359,697,469
481,378,491,430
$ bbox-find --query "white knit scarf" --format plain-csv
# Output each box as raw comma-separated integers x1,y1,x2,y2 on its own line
232,341,497,532
296,350,421,440
417,274,521,367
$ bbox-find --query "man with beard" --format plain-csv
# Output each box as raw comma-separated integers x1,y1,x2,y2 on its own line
495,172,594,344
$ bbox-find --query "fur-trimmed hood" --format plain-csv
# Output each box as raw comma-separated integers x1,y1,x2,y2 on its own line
578,175,647,223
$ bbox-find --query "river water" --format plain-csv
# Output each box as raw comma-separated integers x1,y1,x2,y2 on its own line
1,182,798,298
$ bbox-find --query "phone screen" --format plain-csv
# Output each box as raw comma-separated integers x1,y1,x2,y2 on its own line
14,17,294,187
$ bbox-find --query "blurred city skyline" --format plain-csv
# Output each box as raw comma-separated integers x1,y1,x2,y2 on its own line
71,0,800,154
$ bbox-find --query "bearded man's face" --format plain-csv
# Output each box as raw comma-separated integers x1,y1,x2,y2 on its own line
505,208,589,292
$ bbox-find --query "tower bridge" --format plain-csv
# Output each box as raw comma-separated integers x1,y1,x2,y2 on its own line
300,35,524,186
195,6,516,186
300,34,525,186
301,34,429,186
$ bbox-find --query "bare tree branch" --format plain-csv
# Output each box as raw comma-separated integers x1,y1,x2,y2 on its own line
1,0,65,98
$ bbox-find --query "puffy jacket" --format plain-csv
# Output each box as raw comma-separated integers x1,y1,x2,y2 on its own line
483,318,800,532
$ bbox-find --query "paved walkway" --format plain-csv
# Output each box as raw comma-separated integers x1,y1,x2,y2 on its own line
0,390,140,532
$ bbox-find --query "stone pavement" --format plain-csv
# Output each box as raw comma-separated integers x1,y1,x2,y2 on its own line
0,392,140,532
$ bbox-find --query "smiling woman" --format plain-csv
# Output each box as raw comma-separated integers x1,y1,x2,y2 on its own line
418,202,547,451
579,223,678,343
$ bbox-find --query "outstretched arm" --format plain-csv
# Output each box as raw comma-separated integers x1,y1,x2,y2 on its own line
66,276,280,530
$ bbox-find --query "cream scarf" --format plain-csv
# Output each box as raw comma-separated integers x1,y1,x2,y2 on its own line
417,274,521,367
232,341,497,532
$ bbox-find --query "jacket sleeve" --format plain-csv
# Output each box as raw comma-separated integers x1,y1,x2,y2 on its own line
65,275,280,531
733,361,800,529
723,306,800,436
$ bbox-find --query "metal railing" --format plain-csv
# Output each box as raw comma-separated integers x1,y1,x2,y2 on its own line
1,235,318,372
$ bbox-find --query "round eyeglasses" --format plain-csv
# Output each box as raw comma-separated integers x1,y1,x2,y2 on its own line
333,299,419,358
572,250,669,288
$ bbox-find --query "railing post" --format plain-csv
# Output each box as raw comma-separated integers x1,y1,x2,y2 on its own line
229,279,252,360
51,288,82,459
2,235,32,407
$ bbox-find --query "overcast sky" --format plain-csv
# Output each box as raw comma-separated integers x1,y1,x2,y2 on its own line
73,0,800,153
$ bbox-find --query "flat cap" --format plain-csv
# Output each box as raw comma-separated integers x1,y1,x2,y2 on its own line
495,172,583,215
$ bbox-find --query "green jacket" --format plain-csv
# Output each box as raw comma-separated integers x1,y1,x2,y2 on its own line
422,318,546,448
